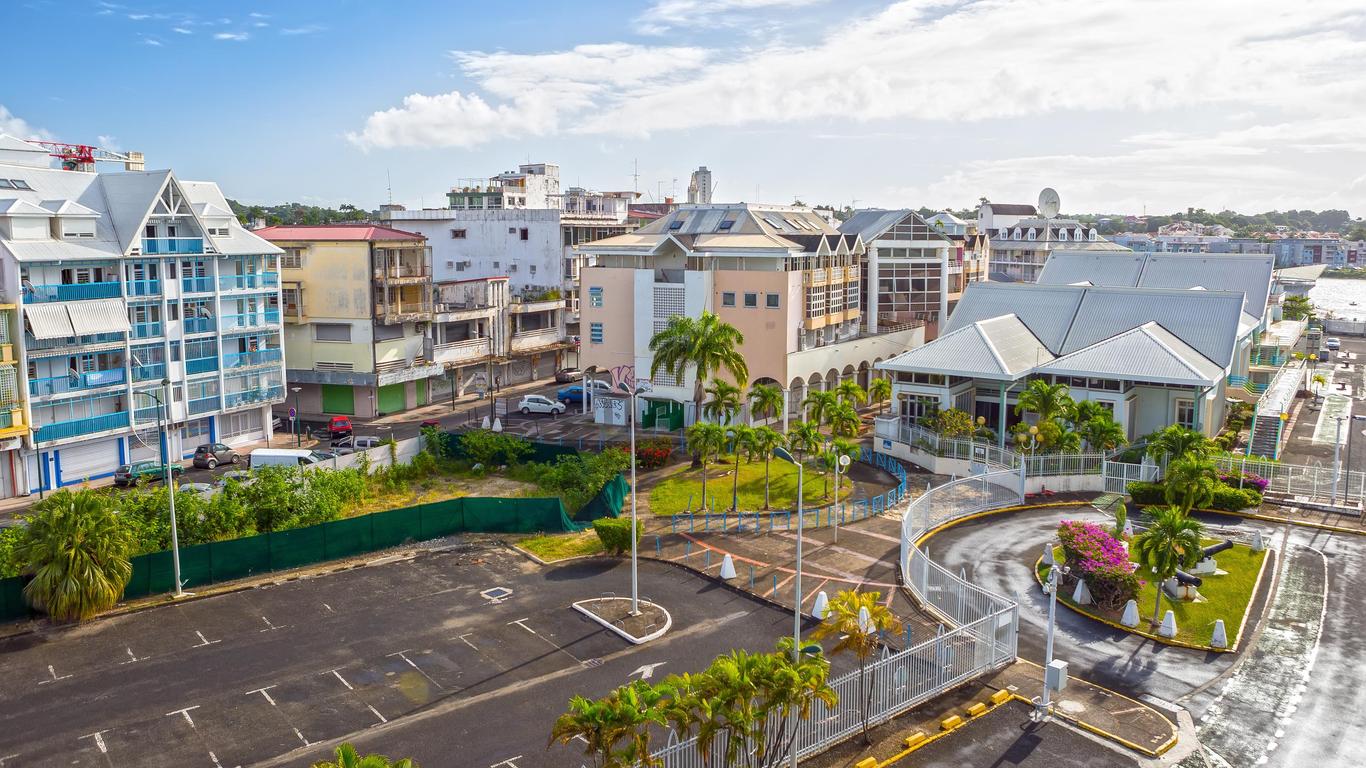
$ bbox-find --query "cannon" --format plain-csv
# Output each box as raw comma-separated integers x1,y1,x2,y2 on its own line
1170,539,1234,595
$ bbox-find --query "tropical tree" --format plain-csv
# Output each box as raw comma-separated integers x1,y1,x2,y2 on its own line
827,401,861,438
810,590,904,744
1132,507,1203,626
822,438,860,501
1145,425,1212,463
649,312,748,437
1069,399,1109,429
312,744,416,768
1163,455,1219,514
686,422,727,513
703,378,745,425
748,383,785,425
867,377,892,414
934,407,974,437
549,679,666,768
1311,373,1328,397
834,380,866,409
1080,414,1127,452
802,390,839,429
1014,379,1074,424
747,426,786,509
786,421,822,464
14,490,133,622
727,424,755,512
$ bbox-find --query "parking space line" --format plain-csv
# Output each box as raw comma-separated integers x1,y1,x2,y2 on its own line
38,664,72,685
247,686,311,747
192,631,221,648
367,705,388,725
246,685,279,706
507,618,535,635
458,633,479,651
803,579,829,605
326,669,353,690
0,754,17,766
78,730,114,765
166,706,200,728
120,647,145,664
489,757,524,768
505,618,582,665
259,616,286,633
386,649,446,690
322,603,334,613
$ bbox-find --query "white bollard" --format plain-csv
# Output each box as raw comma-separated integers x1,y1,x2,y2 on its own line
481,415,491,429
1159,610,1178,638
1042,543,1056,565
491,417,503,432
1071,578,1093,605
1211,619,1228,649
1121,599,1140,627
812,591,830,620
718,553,737,580
1251,530,1265,552
1123,520,1135,538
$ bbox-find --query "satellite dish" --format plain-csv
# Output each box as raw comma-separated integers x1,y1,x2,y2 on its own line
1038,188,1060,219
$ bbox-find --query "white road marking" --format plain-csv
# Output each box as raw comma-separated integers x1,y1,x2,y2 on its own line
507,618,535,634
166,706,200,729
246,685,278,706
120,647,145,664
37,664,72,684
79,731,110,753
386,649,445,690
322,603,334,613
367,704,388,724
292,728,310,747
458,633,479,650
259,616,285,632
327,669,354,690
490,757,524,768
630,662,666,680
208,750,226,768
507,618,582,664
192,631,220,648
0,755,17,766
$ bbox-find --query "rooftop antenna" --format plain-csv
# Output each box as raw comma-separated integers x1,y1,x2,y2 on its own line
632,159,639,195
386,170,393,205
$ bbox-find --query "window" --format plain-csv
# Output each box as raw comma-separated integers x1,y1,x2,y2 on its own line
1175,399,1196,429
167,302,180,321
455,261,465,272
144,224,157,239
314,323,352,342
450,229,467,239
0,180,11,189
519,228,529,241
281,249,303,269
588,286,603,308
219,410,262,439
717,219,735,231
10,179,31,191
529,264,537,275
743,292,758,308
766,292,780,309
589,322,604,344
669,220,684,230
722,292,736,307
180,417,212,443
373,323,403,341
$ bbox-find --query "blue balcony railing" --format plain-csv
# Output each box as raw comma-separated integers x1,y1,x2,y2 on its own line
220,310,281,331
25,282,122,303
183,316,216,334
181,276,213,293
142,237,204,255
28,368,127,397
132,363,166,383
131,321,163,339
34,411,130,442
189,396,220,415
219,273,280,291
223,348,283,369
125,279,162,297
186,357,219,375
224,386,284,409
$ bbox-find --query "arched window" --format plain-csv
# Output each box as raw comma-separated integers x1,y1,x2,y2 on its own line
1026,228,1036,241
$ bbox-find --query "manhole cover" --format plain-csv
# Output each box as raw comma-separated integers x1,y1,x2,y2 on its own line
582,658,604,668
480,587,513,602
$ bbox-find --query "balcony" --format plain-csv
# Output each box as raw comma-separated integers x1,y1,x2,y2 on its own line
223,348,283,370
25,281,121,303
188,395,220,415
182,276,214,294
803,269,828,287
131,363,166,383
219,273,280,292
29,368,127,398
183,316,216,334
142,237,204,255
223,386,284,409
509,298,562,314
220,310,281,332
372,264,431,284
25,332,127,357
34,411,130,442
124,279,162,298
509,328,563,353
186,357,219,376
131,321,163,339
374,300,432,325
433,337,492,366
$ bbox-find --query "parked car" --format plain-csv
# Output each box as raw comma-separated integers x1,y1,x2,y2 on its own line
420,418,442,429
114,460,183,487
333,435,382,450
250,448,323,468
328,416,353,439
518,394,566,416
556,385,587,404
1325,337,1341,351
555,367,583,383
216,469,253,488
192,443,241,469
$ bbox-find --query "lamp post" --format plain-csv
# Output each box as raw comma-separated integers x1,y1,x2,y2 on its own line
1038,562,1069,720
773,445,804,768
727,428,740,513
140,380,184,598
290,386,302,447
618,379,651,616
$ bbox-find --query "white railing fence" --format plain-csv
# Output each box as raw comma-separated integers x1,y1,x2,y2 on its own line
1214,454,1365,503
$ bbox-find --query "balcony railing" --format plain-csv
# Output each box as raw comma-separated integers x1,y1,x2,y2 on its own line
186,357,219,376
25,281,122,303
219,273,280,291
34,411,130,442
132,363,166,383
189,395,220,415
224,386,284,409
125,279,162,297
182,276,214,293
29,368,127,397
142,237,204,255
220,310,281,331
131,321,163,339
184,316,216,334
25,331,126,353
372,265,431,280
223,348,283,369
433,337,492,365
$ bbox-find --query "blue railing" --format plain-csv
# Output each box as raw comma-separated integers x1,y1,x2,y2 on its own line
34,411,130,442
189,396,220,415
25,282,122,303
224,386,284,408
223,348,282,369
131,321,163,339
28,368,127,397
219,273,280,291
125,279,162,297
132,363,166,383
181,276,214,293
183,316,216,334
186,357,219,375
220,311,281,330
142,237,204,255
134,405,161,424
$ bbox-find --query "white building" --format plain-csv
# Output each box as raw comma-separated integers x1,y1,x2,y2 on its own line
978,200,1125,282
0,136,285,493
687,166,713,204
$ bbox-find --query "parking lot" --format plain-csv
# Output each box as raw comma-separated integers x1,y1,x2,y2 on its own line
0,543,835,768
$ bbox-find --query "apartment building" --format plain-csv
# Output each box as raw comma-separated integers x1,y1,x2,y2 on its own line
1273,235,1345,267
429,275,565,396
259,225,440,418
839,210,989,340
978,200,1125,281
576,203,927,428
0,135,285,494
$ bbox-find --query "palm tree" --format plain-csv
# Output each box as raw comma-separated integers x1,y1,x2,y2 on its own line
825,438,859,501
787,421,821,464
827,401,861,438
14,490,133,622
686,422,727,513
1145,424,1212,463
1080,414,1127,452
867,377,892,414
748,426,785,509
702,379,745,425
727,424,755,512
748,383,784,425
649,312,748,433
1132,507,1203,626
1014,379,1074,424
549,680,665,768
810,590,904,744
312,744,416,768
1070,399,1108,429
802,390,839,429
834,380,866,409
1163,455,1219,514
1311,373,1328,398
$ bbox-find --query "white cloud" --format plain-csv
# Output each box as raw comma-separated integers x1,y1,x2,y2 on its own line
280,24,324,35
141,36,162,46
635,0,827,34
172,26,191,34
0,105,50,140
213,31,249,41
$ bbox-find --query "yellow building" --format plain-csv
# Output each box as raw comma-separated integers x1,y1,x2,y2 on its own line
0,304,28,495
258,225,439,418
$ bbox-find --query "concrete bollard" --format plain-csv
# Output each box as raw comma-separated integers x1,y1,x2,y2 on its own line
1042,543,1055,565
491,417,502,432
719,553,737,580
481,416,491,429
1251,530,1265,552
1071,578,1093,606
812,590,830,620
1123,520,1134,539
1159,610,1178,638
1121,599,1140,628
1211,619,1228,649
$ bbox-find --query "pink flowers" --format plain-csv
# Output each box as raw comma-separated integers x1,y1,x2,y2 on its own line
1055,520,1140,610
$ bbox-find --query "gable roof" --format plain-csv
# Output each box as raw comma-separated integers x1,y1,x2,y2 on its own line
98,169,173,253
1038,250,1274,319
254,224,425,242
838,209,950,243
0,198,54,217
1036,322,1224,386
178,180,283,256
879,314,1053,380
985,203,1037,216
39,199,100,217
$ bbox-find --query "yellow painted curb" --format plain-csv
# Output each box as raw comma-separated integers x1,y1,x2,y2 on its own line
876,689,1015,767
966,702,988,717
990,689,1011,705
912,501,1083,547
855,758,878,768
1007,663,1179,758
940,714,964,730
901,732,927,749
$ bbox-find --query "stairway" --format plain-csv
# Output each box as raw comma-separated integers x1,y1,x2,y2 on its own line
1246,411,1282,459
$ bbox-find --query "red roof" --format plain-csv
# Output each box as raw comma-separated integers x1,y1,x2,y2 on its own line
254,224,426,242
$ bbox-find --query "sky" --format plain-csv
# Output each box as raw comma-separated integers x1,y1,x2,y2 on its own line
3,0,1365,217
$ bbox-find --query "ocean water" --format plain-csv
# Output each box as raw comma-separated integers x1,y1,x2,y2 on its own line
1310,278,1366,322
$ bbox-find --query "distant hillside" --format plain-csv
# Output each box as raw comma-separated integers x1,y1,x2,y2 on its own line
1072,208,1360,238
227,199,375,227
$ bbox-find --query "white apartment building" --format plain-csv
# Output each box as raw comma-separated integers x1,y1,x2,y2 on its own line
978,199,1125,282
0,136,285,494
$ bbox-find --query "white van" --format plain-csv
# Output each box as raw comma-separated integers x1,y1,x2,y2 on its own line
249,448,322,469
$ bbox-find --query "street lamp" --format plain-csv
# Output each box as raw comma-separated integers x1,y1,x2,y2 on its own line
726,428,740,514
139,379,184,599
1028,424,1039,458
772,444,804,768
1038,562,1070,720
618,379,652,616
290,386,302,447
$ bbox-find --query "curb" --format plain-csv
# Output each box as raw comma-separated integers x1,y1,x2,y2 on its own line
572,598,672,644
873,687,1015,767
1209,506,1366,536
910,501,1088,548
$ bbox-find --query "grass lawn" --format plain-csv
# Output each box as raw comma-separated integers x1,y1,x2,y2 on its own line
343,470,539,517
518,530,605,562
648,457,851,516
1040,540,1268,648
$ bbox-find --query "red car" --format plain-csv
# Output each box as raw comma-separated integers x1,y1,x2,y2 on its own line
328,416,353,439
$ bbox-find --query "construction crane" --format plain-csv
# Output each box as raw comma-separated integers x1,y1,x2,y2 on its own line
28,140,144,172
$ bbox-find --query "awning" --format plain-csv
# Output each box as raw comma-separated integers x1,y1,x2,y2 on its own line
67,298,131,336
23,303,75,340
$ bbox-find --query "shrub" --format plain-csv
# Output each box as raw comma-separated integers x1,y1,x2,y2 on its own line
935,408,974,437
1055,519,1139,610
0,524,22,578
634,438,674,470
1126,481,1165,506
1219,473,1269,493
1210,485,1261,511
593,517,642,556
534,448,632,512
460,430,533,469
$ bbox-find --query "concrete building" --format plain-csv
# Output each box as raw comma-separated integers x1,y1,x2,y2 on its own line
259,225,439,418
924,211,969,236
0,135,285,493
978,200,1125,282
1273,235,1345,267
576,203,926,428
429,275,566,397
687,167,713,205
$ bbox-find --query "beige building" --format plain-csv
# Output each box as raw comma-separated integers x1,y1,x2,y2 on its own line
259,225,439,418
577,203,927,428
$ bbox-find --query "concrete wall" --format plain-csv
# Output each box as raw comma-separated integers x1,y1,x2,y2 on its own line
389,210,564,295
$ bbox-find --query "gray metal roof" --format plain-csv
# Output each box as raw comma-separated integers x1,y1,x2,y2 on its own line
1036,322,1224,386
838,209,949,243
942,283,1084,351
878,313,1053,379
1038,250,1274,319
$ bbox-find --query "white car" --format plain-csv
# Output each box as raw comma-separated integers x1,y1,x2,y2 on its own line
1325,337,1341,351
518,394,566,416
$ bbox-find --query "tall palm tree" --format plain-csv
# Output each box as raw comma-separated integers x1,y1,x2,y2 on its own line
15,490,133,622
748,383,785,425
834,380,866,409
1311,373,1328,397
786,421,821,465
312,744,417,768
1014,379,1074,424
686,422,727,513
827,401,861,438
1132,507,1203,626
649,312,748,431
1070,399,1108,429
810,590,904,744
727,424,755,512
867,377,892,414
1163,455,1219,513
549,680,666,768
702,379,745,425
1145,424,1212,463
802,390,839,429
748,426,785,509
1080,414,1127,452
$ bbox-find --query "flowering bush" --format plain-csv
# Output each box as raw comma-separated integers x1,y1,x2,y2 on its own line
634,439,675,471
1055,520,1140,610
1218,473,1269,493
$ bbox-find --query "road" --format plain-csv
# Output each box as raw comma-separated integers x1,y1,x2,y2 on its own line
1277,334,1364,480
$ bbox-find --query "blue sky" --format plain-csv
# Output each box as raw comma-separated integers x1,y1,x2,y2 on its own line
4,0,1365,217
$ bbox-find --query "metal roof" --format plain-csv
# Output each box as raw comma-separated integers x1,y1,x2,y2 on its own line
943,283,1084,351
254,224,424,242
878,314,1053,379
1036,322,1224,387
838,209,950,243
1038,250,1275,319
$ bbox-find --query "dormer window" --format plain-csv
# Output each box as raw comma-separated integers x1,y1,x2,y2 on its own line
1012,227,1022,240
1057,229,1068,241
1026,228,1036,241
1073,228,1083,240
998,228,1008,240
61,220,96,238
1088,229,1098,241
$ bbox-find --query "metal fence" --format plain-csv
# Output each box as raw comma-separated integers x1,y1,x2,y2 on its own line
1021,452,1105,477
1214,453,1365,503
874,416,1022,469
1102,459,1160,494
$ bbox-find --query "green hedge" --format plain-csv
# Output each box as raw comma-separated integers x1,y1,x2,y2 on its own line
1127,480,1262,512
593,517,643,556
